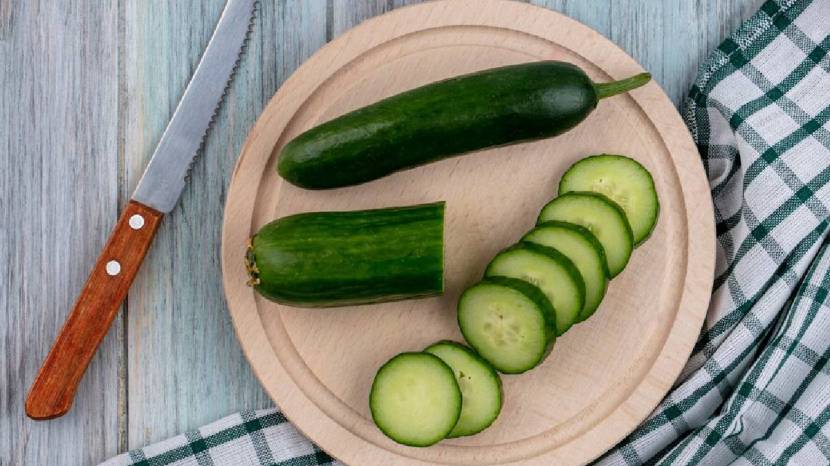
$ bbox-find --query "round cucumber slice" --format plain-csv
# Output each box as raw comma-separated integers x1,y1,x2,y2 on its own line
458,277,556,374
523,221,609,321
370,352,461,447
484,244,585,335
559,154,659,245
424,341,503,438
538,192,633,278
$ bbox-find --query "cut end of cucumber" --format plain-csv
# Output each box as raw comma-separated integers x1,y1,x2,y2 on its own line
458,278,555,374
424,341,503,438
370,352,461,447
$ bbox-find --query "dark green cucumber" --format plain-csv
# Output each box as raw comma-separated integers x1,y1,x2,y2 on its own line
246,202,444,307
370,352,461,447
424,341,503,438
278,61,651,189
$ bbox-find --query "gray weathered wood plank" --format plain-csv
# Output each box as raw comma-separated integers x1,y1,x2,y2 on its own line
0,1,771,464
331,0,424,36
0,0,121,464
122,0,328,448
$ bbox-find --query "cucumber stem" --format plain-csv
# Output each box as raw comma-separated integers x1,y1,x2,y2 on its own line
593,72,652,100
245,238,261,287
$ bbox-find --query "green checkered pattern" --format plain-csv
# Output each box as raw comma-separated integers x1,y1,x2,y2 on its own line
100,409,339,466
102,1,830,465
598,0,830,464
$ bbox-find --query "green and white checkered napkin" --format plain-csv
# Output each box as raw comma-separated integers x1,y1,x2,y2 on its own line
102,0,830,464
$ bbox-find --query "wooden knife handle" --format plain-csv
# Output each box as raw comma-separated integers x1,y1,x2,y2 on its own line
26,200,163,420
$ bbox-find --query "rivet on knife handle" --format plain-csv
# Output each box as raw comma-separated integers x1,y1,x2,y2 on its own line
25,201,162,420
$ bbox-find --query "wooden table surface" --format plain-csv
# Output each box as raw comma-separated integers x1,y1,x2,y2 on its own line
0,1,762,464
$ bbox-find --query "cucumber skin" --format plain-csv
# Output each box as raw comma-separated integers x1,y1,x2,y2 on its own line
278,61,597,189
485,243,586,336
458,277,558,374
369,352,461,447
249,202,444,307
423,341,503,438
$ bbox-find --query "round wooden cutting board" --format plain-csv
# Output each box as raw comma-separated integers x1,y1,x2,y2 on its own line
221,1,715,464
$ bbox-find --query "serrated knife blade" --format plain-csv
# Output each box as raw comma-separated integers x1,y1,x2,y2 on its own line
134,0,257,212
25,0,257,420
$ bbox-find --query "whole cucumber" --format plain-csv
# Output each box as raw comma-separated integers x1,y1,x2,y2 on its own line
246,202,444,307
278,61,650,189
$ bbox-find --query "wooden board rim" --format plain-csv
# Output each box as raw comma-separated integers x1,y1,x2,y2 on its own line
221,1,715,464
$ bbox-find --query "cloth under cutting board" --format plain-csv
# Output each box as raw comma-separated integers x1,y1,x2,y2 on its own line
101,0,830,464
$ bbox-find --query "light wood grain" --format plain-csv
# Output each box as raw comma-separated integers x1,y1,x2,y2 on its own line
0,1,765,465
0,0,121,464
221,1,715,464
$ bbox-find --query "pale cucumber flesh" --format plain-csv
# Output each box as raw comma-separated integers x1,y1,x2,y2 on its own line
424,341,502,438
458,279,555,374
538,192,633,277
559,154,659,245
484,245,585,335
524,221,608,321
369,352,461,447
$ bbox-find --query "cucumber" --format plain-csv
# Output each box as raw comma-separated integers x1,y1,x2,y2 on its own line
246,202,444,307
370,352,461,447
458,277,556,374
424,341,502,438
523,221,608,321
559,154,659,245
278,62,651,189
538,192,633,278
484,244,585,335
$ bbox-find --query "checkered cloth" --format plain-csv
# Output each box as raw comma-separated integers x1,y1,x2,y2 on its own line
102,0,830,464
598,0,830,464
99,409,340,466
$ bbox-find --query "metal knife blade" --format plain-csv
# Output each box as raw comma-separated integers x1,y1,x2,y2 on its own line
133,0,257,213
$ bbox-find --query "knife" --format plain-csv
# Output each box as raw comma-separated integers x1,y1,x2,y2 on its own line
25,0,257,420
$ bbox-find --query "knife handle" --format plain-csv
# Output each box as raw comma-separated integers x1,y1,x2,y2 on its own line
25,200,163,420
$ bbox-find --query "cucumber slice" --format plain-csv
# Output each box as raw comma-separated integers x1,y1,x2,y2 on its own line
538,192,633,278
484,244,585,335
458,277,556,374
523,221,608,322
370,352,461,447
559,154,659,245
424,341,503,438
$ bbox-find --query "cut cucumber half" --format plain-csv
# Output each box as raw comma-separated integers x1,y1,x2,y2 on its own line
538,192,633,278
484,244,585,335
458,277,556,374
424,341,503,438
370,352,461,447
523,221,608,322
559,154,659,245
